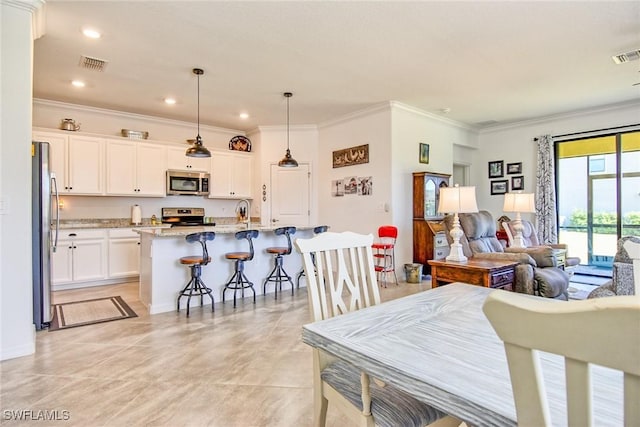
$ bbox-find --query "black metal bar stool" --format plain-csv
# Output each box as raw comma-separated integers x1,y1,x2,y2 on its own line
296,225,329,288
222,229,259,307
177,231,216,317
263,226,297,299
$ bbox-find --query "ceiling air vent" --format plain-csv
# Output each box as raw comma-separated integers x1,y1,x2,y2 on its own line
79,55,108,72
612,49,640,64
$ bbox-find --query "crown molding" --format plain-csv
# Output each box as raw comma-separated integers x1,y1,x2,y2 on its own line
2,0,46,39
317,100,477,132
389,101,478,132
253,124,318,133
478,99,640,134
317,101,393,129
33,98,244,136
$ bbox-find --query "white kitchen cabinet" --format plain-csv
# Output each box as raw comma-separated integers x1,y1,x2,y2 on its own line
32,131,105,195
209,151,253,199
108,228,141,278
167,146,210,172
105,139,167,196
52,229,108,287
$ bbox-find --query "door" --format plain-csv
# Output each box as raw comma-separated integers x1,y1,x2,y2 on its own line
557,131,640,267
108,238,140,278
209,152,233,197
73,239,107,282
270,163,310,226
136,143,167,196
68,135,104,194
106,139,137,195
52,240,73,284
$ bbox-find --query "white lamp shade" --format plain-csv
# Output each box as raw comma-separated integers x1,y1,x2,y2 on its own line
438,186,478,214
503,192,535,213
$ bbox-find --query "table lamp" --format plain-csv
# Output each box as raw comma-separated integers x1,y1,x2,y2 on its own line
503,192,535,248
438,185,478,262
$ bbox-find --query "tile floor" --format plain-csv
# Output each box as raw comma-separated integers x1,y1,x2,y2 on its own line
1,280,431,426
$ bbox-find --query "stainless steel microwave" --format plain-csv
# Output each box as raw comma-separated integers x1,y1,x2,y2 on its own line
166,170,210,196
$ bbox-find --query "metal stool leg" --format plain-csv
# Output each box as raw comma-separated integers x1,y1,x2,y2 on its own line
223,259,257,308
177,264,215,317
263,254,294,299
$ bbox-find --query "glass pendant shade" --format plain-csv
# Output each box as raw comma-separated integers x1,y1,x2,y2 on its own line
186,68,211,158
278,92,298,168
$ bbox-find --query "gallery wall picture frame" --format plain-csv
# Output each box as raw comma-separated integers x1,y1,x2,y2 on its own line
491,180,509,195
506,162,522,174
419,143,430,164
511,175,524,191
332,144,369,168
488,160,504,178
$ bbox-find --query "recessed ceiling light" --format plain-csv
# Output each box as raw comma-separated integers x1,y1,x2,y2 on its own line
164,98,176,105
239,112,249,119
82,28,102,39
71,80,85,88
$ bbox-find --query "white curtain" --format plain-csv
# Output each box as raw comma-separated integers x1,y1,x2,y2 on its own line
535,135,558,244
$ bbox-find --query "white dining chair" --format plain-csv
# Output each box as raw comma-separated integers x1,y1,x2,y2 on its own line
295,231,461,427
483,290,640,427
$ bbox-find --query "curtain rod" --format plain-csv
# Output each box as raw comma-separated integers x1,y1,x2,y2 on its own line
533,123,640,141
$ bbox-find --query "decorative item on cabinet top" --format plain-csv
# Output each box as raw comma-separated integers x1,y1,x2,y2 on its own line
60,118,80,131
229,135,251,152
121,129,149,139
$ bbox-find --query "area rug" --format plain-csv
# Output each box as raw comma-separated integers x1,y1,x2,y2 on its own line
49,296,137,331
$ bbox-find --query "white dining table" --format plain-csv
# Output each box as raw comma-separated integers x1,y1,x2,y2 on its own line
302,283,624,427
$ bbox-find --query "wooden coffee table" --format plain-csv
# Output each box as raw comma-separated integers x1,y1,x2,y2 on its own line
428,258,518,291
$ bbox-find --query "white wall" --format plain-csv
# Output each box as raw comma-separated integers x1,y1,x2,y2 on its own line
1,0,43,361
390,103,478,267
251,125,319,227
317,103,393,235
477,101,640,223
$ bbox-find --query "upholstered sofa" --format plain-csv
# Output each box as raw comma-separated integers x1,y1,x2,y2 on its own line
443,211,569,300
588,236,639,298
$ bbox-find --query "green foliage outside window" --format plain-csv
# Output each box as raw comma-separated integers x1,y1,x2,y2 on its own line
567,209,640,235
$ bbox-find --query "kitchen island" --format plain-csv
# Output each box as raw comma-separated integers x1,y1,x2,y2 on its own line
137,225,315,314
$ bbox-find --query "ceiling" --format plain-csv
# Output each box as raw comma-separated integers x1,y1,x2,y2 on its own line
34,1,640,132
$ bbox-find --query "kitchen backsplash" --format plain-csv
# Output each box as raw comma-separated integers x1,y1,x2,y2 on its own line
58,195,251,221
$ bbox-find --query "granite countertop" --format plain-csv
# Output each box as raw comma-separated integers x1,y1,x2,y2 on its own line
137,225,314,237
58,218,167,229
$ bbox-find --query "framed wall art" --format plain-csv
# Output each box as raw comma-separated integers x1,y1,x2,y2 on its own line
488,160,504,178
419,143,430,164
490,180,509,195
511,175,524,191
506,162,522,174
332,144,369,168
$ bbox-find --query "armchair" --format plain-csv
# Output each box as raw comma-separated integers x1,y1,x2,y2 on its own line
443,211,569,300
502,219,581,273
588,236,639,298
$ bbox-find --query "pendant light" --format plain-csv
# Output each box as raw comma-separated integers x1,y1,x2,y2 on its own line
186,68,211,158
278,92,298,167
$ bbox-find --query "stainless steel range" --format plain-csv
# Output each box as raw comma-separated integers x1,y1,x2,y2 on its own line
161,207,211,227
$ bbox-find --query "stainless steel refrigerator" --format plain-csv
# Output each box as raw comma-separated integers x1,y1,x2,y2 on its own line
32,141,59,330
